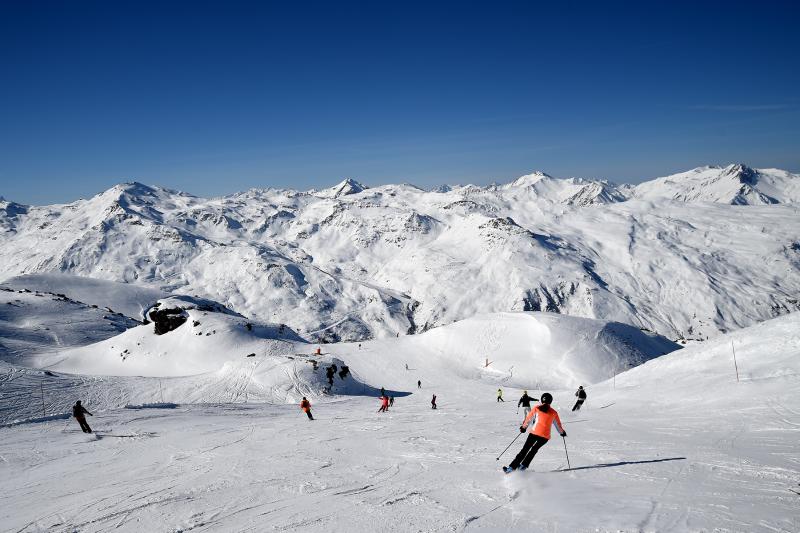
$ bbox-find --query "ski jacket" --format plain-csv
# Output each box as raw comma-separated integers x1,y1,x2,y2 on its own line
522,405,564,440
575,389,587,400
72,405,91,418
300,400,311,412
497,389,503,398
518,393,534,407
381,396,389,407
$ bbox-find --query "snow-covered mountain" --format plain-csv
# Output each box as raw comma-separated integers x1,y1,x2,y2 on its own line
0,164,798,343
630,163,800,204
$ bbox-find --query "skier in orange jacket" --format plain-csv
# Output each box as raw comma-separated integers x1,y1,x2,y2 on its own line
503,392,566,473
300,397,314,420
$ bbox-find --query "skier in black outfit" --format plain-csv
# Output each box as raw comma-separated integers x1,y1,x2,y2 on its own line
572,386,587,411
517,390,538,419
417,380,421,389
72,400,93,433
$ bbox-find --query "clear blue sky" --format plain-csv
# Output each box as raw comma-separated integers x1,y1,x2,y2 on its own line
1,1,798,204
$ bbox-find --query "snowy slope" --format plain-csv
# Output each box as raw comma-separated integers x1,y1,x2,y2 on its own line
0,313,797,532
2,273,166,320
1,311,677,424
0,285,138,363
0,164,798,343
47,306,295,377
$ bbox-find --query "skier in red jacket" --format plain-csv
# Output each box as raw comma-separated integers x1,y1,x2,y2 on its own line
300,397,314,420
378,395,390,413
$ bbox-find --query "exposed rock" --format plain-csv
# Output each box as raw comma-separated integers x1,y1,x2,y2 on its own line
148,307,188,335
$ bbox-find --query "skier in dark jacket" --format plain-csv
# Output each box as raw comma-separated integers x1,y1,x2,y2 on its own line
572,386,587,411
518,390,538,419
431,394,437,409
72,400,93,433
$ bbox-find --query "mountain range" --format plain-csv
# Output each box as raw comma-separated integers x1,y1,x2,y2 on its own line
1,163,798,342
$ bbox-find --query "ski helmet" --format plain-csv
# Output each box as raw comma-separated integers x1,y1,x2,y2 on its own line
540,392,553,404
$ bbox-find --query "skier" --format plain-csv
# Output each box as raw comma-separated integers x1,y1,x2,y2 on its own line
497,388,504,402
300,397,314,420
389,396,395,407
72,400,93,433
431,394,437,409
503,392,566,473
378,395,389,413
405,363,409,371
517,390,538,419
417,380,421,389
573,386,587,411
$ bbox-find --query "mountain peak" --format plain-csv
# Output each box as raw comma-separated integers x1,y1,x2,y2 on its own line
720,163,757,184
322,178,367,198
506,171,553,188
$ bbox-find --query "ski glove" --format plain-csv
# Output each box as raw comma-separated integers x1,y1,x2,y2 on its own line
560,431,567,437
519,426,526,433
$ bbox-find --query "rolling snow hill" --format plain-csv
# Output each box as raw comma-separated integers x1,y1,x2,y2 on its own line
2,310,679,424
0,163,798,344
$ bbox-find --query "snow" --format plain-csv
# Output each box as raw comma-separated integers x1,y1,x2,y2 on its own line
2,273,166,320
632,164,800,204
0,313,798,531
0,164,798,343
1,165,799,530
0,285,138,363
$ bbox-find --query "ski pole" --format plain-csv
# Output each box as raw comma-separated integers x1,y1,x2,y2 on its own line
562,435,571,469
496,431,523,461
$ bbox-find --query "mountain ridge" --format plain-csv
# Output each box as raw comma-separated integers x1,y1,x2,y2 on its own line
1,164,798,343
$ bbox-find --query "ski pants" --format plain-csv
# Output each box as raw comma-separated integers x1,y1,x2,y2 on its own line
572,399,584,411
379,406,388,412
509,433,549,469
522,406,531,419
305,410,314,420
497,397,504,402
76,416,92,433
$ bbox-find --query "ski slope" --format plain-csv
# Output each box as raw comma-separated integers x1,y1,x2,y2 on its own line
1,312,798,531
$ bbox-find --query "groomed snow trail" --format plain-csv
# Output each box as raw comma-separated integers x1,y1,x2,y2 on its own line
1,383,797,530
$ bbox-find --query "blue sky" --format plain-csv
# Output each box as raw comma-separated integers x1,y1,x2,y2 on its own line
1,1,798,204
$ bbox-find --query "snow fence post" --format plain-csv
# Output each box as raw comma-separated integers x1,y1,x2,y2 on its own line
731,341,740,382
